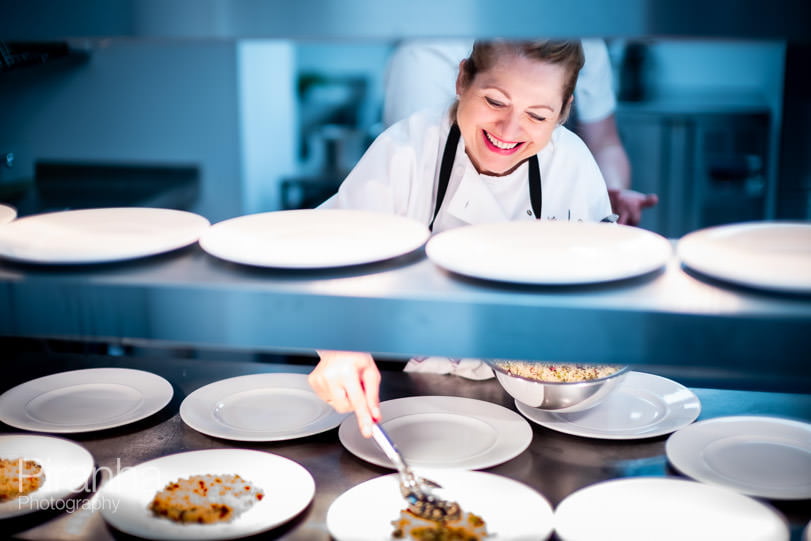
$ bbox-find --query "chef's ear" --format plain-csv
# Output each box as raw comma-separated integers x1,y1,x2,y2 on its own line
559,95,574,124
455,59,469,96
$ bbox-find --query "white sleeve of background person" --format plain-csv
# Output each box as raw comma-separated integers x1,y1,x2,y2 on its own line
575,39,617,123
382,39,474,127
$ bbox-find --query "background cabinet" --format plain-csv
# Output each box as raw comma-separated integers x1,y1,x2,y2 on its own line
618,104,771,238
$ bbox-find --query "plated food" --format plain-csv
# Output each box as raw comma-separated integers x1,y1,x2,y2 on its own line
0,457,45,503
327,470,553,541
392,504,488,540
99,449,314,540
149,474,264,525
0,435,94,519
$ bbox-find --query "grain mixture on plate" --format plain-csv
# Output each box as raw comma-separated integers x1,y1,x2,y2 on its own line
392,502,489,540
0,457,45,502
149,473,264,524
492,361,621,382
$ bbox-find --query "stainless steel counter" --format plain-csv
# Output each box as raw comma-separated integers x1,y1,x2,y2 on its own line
1,244,810,391
1,355,810,540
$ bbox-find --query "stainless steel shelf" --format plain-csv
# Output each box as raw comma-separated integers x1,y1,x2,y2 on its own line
1,244,809,388
2,0,809,42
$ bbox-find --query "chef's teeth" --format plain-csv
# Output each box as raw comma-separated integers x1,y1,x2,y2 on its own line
485,131,519,150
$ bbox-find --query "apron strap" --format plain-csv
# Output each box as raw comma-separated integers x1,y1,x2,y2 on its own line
429,123,461,231
430,123,542,231
528,152,542,219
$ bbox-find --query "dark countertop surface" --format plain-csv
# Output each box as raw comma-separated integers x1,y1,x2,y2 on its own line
1,354,809,540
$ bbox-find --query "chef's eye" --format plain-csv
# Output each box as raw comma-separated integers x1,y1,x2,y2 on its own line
528,112,546,122
485,96,505,108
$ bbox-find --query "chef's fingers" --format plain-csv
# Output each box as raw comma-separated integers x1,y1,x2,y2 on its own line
343,374,375,438
360,362,382,423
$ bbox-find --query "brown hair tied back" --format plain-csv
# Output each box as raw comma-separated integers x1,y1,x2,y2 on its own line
455,39,585,124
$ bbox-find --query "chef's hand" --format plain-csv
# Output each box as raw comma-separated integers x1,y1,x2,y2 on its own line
608,188,659,226
309,350,381,438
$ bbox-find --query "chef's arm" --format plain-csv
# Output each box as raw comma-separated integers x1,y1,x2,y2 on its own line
578,114,658,226
308,350,382,438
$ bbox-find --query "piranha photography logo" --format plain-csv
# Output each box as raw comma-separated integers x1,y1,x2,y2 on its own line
7,458,161,515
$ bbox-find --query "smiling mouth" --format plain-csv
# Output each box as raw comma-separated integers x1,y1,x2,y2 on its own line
483,130,523,152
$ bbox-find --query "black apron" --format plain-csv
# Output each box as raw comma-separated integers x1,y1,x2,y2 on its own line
429,123,542,231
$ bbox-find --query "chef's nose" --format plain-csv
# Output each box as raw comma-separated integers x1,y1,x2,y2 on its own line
497,112,523,140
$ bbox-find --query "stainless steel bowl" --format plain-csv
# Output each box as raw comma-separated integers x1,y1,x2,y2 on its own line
489,362,630,413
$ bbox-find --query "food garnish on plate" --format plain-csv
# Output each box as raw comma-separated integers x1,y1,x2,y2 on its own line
0,457,45,502
391,500,489,540
149,473,264,524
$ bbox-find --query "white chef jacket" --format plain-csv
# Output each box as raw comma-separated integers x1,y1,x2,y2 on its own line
383,38,616,128
321,109,612,233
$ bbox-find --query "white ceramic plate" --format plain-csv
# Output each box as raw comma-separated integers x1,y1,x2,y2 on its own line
554,477,789,541
515,372,701,440
425,220,672,284
327,470,553,541
677,221,811,293
0,368,173,433
0,203,16,225
0,207,210,264
199,209,430,268
0,434,94,519
99,449,313,540
180,373,349,441
339,395,532,470
666,415,811,500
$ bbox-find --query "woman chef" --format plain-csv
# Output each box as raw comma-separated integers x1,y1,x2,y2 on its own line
308,39,612,437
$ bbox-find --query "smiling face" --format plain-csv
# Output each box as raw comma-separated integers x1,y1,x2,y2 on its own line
455,52,571,176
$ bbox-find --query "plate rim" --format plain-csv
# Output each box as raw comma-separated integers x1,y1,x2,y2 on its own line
0,433,95,519
199,208,430,269
665,414,811,500
514,371,702,440
677,220,811,293
338,395,533,470
0,207,210,264
425,220,673,285
553,476,790,541
0,203,16,225
0,367,174,433
179,372,348,441
98,448,314,540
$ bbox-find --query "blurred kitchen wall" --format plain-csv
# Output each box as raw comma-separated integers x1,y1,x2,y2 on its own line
0,38,295,222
